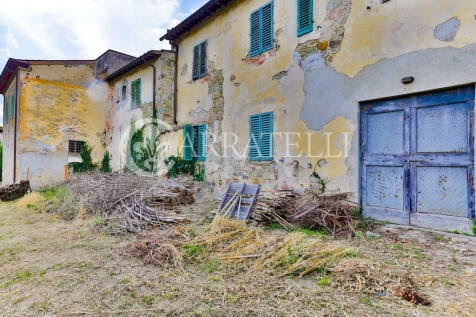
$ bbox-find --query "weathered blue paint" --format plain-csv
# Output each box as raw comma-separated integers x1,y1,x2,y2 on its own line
361,86,475,229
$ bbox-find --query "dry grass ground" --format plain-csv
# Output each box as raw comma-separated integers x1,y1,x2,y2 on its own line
0,193,475,316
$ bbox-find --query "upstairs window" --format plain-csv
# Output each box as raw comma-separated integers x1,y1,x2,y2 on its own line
192,41,208,80
250,2,274,57
11,94,15,120
5,99,8,122
68,140,84,154
131,78,141,108
183,124,206,162
249,112,273,161
297,0,313,36
121,80,128,101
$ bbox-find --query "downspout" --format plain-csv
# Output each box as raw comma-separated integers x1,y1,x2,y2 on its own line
13,70,19,183
140,56,157,119
172,41,178,125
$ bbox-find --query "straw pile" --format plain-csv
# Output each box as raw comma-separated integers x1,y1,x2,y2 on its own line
0,180,31,201
198,216,350,277
63,172,194,233
129,227,190,269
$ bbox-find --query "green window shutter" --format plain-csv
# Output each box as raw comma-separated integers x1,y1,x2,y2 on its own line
250,9,261,56
136,79,141,106
5,100,8,122
260,112,273,161
261,2,274,52
249,114,261,161
198,124,206,162
131,80,136,108
11,94,15,120
192,44,200,80
250,2,274,57
199,41,207,78
183,125,194,161
297,0,313,36
193,41,207,80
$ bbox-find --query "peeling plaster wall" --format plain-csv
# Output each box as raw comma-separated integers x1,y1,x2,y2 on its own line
175,0,476,198
15,63,107,188
106,53,175,172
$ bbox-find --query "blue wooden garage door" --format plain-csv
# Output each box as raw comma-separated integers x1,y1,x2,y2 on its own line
361,86,475,232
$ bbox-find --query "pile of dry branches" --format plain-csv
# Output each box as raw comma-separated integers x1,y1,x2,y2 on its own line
128,227,190,269
64,173,194,233
250,191,298,230
291,192,358,238
0,180,31,201
250,190,358,237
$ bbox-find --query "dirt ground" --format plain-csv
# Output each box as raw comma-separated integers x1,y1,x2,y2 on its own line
0,195,475,317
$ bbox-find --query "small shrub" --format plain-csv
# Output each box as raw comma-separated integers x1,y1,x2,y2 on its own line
318,277,329,286
100,150,112,173
69,143,97,173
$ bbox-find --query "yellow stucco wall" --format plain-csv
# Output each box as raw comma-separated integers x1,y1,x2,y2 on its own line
16,63,107,188
172,0,476,196
333,0,476,77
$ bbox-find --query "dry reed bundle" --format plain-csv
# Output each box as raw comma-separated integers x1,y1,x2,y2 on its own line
198,216,350,277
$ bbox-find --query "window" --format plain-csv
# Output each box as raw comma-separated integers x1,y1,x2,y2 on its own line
249,112,273,161
68,140,84,154
250,2,274,57
121,80,127,101
131,78,141,108
382,0,391,3
192,41,208,80
183,124,206,161
5,99,8,122
11,94,15,120
297,0,313,36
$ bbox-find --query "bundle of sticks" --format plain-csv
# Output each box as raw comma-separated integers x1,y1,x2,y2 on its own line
65,173,194,233
0,180,31,202
250,191,298,230
291,192,357,238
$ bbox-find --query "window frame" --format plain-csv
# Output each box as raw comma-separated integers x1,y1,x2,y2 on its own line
131,78,141,108
68,140,84,155
249,112,274,162
297,0,314,37
192,40,208,80
249,1,274,57
183,124,207,162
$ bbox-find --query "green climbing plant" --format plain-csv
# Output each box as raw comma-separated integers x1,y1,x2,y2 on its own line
164,155,204,181
100,150,112,173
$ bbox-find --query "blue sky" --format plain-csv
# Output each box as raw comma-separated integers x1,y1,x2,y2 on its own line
0,0,209,122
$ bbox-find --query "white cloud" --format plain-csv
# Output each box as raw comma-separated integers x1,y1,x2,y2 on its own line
0,0,180,59
0,25,19,58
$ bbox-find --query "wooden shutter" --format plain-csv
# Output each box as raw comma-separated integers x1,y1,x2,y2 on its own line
183,125,194,161
250,9,261,56
11,94,15,120
297,0,313,36
136,79,141,106
249,114,261,161
261,2,274,52
131,80,136,108
199,42,207,78
260,112,273,160
192,44,200,80
198,124,206,162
